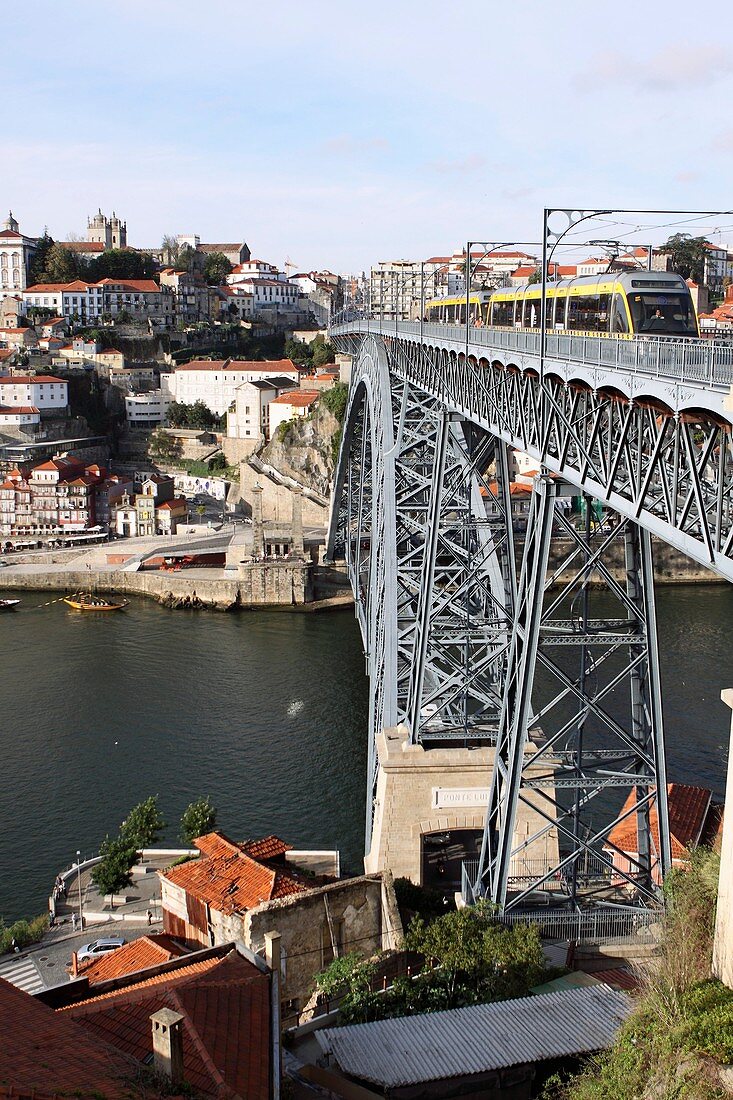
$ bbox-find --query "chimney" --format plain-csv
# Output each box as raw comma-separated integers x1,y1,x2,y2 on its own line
150,1007,185,1084
71,951,78,978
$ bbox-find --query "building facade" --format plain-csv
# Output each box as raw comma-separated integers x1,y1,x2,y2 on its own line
164,358,300,416
0,213,37,301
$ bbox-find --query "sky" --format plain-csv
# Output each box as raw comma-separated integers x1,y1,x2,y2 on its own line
7,0,733,272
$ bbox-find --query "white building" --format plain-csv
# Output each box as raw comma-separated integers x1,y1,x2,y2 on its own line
164,358,300,416
0,405,40,430
227,376,297,442
0,375,68,412
0,213,37,301
125,389,172,426
228,259,283,283
22,279,173,324
267,389,320,438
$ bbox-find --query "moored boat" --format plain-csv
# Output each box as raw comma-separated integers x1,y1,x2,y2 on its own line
0,599,20,611
63,592,128,612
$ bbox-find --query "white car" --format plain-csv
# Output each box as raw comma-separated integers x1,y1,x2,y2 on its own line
76,936,126,963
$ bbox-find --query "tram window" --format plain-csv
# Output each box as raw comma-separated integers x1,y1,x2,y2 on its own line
554,294,567,328
526,299,541,327
568,293,602,331
515,299,524,327
628,292,697,335
492,300,513,326
610,295,629,333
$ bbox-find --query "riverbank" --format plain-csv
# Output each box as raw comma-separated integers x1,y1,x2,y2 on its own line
0,565,354,611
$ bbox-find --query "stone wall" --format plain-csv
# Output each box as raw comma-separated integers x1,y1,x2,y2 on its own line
239,459,328,526
241,873,401,1010
0,562,313,609
365,725,559,885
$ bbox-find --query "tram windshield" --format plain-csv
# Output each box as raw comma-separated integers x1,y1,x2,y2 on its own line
628,292,697,336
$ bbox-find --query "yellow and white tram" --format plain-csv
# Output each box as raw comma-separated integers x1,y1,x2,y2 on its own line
426,271,699,337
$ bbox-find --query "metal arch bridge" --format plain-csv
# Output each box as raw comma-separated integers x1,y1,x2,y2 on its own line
326,316,733,913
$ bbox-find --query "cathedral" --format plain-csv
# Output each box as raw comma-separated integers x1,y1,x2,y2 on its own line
87,209,127,249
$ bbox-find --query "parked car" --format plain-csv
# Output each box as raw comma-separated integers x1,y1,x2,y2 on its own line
76,936,126,963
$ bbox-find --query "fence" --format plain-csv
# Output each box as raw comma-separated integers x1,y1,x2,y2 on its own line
331,318,733,391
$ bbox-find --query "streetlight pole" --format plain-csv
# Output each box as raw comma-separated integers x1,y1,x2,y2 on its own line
76,849,83,931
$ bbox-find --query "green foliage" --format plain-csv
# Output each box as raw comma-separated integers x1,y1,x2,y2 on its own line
204,251,232,285
91,834,136,900
663,233,710,284
177,244,196,274
120,795,166,849
312,339,335,367
41,243,81,283
321,381,348,423
284,337,313,365
149,429,183,466
166,399,218,430
561,847,727,1100
180,797,218,845
317,902,545,1026
88,248,156,281
209,451,227,471
330,426,342,465
0,914,48,955
28,229,55,285
276,418,295,443
527,267,542,284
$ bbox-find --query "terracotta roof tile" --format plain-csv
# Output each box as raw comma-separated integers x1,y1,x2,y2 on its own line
242,834,292,860
62,950,271,1100
606,782,712,860
0,977,135,1096
162,830,307,914
79,933,188,985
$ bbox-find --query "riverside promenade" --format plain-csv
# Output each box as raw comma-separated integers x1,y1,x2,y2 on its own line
0,849,192,995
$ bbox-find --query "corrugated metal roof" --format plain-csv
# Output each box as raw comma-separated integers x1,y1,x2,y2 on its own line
316,986,632,1088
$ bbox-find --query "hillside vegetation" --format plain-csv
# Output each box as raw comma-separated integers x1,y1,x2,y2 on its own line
548,848,733,1100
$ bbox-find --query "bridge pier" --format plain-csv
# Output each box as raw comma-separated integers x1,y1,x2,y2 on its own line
365,725,558,889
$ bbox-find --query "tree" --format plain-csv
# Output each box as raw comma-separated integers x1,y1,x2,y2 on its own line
180,797,218,845
527,268,542,284
119,795,166,849
321,381,348,423
209,451,227,471
204,251,233,285
91,835,136,905
149,429,182,466
284,337,313,366
41,243,81,283
188,400,217,430
312,340,336,368
177,244,196,273
167,400,191,427
89,249,156,281
28,229,54,285
161,234,180,267
662,233,710,284
317,902,546,1025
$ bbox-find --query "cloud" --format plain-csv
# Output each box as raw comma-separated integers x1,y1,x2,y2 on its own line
575,44,733,92
428,153,487,175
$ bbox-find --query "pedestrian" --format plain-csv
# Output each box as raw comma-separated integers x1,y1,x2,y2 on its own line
11,938,18,954
71,912,78,932
146,909,153,926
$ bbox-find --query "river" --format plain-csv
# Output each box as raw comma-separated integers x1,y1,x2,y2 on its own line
0,585,731,923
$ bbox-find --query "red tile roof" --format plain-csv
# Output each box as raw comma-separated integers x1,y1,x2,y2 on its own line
175,358,298,373
0,977,136,1096
242,834,292,861
0,375,64,384
62,949,271,1100
78,933,189,985
0,406,39,414
606,783,712,860
269,390,319,407
162,831,307,914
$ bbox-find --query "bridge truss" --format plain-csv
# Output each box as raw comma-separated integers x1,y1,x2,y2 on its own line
328,322,733,911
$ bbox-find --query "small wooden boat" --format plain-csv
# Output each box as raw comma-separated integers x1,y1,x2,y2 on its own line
63,592,128,612
0,599,20,611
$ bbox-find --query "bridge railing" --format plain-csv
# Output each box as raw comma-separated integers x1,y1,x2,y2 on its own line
330,317,733,390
